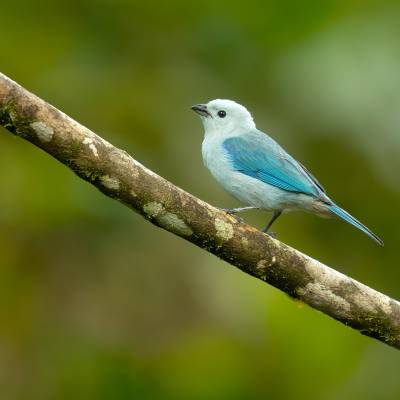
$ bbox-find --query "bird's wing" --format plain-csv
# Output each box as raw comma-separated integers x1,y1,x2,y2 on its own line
223,131,326,199
297,162,326,194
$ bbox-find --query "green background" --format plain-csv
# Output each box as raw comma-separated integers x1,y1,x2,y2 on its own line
1,1,399,399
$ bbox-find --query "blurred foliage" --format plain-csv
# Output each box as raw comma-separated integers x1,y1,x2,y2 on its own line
1,0,400,399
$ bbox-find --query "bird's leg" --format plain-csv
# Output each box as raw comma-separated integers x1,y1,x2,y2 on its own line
262,210,282,237
220,206,258,223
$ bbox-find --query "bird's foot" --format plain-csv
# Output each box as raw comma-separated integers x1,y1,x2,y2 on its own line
220,208,236,214
232,215,244,223
220,208,244,223
262,231,277,238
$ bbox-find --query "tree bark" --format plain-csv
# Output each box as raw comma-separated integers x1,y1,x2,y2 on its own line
1,72,399,349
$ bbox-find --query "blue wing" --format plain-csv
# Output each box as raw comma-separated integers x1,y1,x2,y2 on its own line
223,131,326,200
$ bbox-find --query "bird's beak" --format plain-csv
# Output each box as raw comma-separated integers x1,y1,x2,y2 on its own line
191,104,211,117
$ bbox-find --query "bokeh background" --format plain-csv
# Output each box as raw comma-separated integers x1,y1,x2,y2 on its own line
1,1,399,399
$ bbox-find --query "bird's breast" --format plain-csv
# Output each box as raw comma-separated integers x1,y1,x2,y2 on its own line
202,136,232,180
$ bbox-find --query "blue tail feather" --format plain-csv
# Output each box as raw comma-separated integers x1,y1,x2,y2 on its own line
328,204,384,246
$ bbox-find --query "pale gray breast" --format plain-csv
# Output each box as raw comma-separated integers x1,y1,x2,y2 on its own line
202,135,232,180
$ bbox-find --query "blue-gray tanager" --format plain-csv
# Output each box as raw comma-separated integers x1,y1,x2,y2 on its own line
192,99,383,245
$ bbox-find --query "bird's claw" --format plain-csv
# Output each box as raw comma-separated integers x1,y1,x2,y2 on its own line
220,208,244,223
231,215,244,223
264,231,277,238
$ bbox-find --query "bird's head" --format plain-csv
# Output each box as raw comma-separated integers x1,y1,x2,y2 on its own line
192,99,255,136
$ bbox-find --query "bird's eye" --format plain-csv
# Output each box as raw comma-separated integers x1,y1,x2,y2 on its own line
217,110,226,118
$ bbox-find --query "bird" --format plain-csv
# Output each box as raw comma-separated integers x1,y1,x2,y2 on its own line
191,99,383,246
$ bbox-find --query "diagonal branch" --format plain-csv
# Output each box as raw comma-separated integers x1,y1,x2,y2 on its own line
1,72,399,349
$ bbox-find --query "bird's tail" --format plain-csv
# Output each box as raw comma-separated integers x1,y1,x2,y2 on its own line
328,204,384,246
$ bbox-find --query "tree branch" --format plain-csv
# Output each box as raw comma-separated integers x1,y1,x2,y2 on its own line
1,71,399,349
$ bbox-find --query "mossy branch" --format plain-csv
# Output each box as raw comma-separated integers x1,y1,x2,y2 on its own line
1,72,399,349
